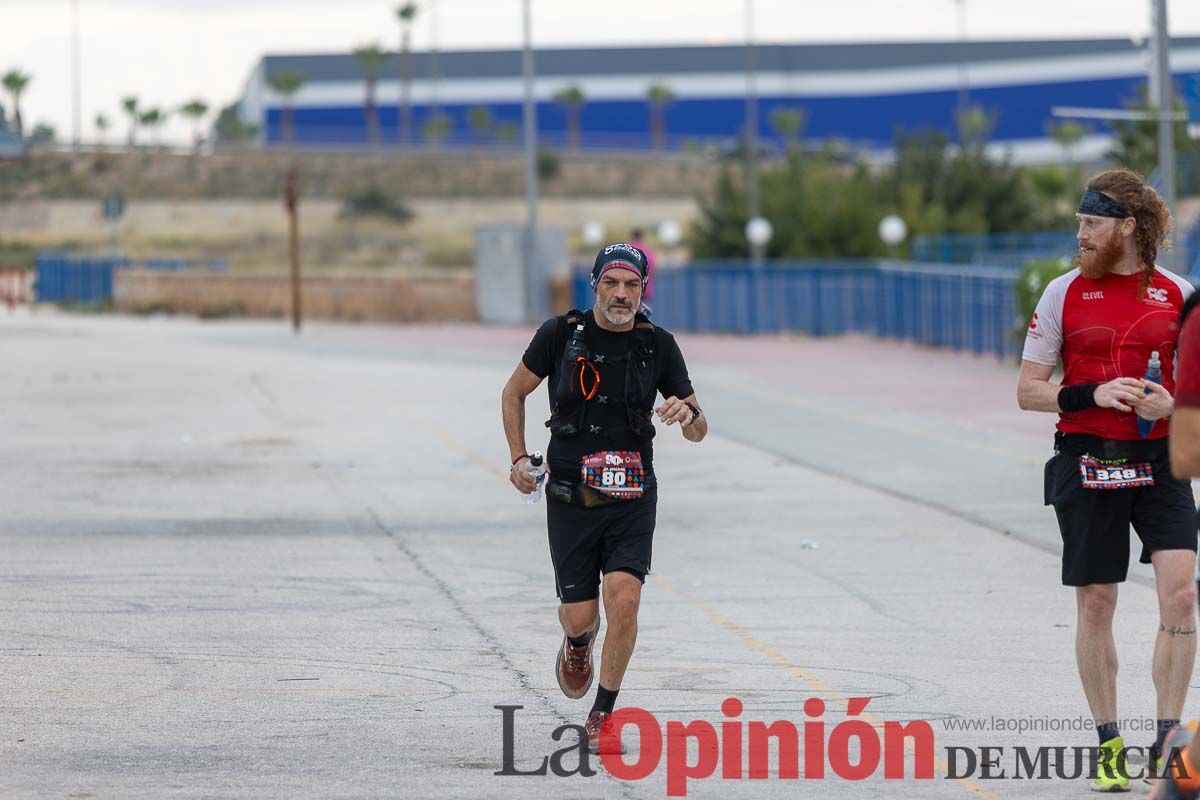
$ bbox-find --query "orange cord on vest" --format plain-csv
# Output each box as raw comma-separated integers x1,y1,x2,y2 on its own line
576,357,600,400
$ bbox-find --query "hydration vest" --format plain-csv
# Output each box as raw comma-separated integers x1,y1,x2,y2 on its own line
544,309,658,441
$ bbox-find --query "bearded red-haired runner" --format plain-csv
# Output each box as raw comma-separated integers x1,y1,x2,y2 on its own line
1018,169,1196,792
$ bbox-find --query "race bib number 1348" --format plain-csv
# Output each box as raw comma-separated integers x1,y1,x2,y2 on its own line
1079,456,1154,490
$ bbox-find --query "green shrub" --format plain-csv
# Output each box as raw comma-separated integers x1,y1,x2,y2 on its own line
197,302,245,319
1014,256,1074,347
537,148,560,182
339,185,414,223
688,105,1073,259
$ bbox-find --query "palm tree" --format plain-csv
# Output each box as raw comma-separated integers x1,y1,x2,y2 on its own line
955,105,995,154
770,107,806,154
121,95,140,146
1047,119,1086,165
354,44,390,146
646,82,674,151
179,99,209,149
554,85,585,151
467,106,492,146
396,3,419,144
2,70,32,139
423,113,451,150
93,113,110,151
267,72,304,145
495,122,519,146
138,107,165,147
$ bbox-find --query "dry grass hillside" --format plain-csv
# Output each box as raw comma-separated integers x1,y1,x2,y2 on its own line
0,148,722,201
0,149,710,270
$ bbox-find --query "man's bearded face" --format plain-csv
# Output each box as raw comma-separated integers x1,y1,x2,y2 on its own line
1076,217,1126,278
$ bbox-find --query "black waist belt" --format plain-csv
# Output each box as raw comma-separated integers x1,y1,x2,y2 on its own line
546,477,626,508
1055,431,1167,461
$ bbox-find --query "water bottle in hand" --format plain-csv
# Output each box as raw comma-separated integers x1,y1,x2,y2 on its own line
524,451,547,504
1136,351,1162,438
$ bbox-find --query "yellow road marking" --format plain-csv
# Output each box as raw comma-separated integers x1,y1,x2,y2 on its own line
429,399,1005,797
653,573,1004,800
5,687,402,693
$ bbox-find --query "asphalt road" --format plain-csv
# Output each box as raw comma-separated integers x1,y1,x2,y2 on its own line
0,309,1186,798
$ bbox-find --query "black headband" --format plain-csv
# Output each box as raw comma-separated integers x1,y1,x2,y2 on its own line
1078,189,1131,218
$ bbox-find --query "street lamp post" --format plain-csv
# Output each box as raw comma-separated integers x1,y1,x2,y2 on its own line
744,216,772,332
1152,0,1178,271
657,220,682,267
521,0,540,322
746,216,772,267
955,0,969,114
71,0,82,149
878,215,908,259
744,0,761,237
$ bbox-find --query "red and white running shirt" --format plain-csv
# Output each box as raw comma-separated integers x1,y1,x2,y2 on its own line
1177,310,1200,408
1022,266,1193,440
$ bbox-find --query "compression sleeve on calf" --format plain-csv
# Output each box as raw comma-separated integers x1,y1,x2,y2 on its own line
1058,383,1100,413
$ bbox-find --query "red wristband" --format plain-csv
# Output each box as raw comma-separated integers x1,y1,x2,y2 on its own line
511,453,530,466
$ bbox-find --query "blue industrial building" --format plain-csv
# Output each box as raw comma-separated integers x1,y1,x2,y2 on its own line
236,37,1200,158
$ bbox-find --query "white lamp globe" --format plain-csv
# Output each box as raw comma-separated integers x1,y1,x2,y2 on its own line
878,215,908,247
582,221,606,247
745,217,773,248
657,220,682,246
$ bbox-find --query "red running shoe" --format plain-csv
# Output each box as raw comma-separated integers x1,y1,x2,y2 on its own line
555,616,600,699
586,709,626,756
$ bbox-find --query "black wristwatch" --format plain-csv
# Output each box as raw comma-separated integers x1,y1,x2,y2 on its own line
683,401,702,424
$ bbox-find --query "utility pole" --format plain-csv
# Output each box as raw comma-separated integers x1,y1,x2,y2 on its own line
285,169,303,333
955,0,969,114
1152,0,1178,271
430,0,441,125
398,7,411,145
71,0,82,149
744,0,762,266
521,0,539,322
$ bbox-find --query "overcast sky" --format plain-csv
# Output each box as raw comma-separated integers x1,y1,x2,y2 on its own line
4,0,1200,143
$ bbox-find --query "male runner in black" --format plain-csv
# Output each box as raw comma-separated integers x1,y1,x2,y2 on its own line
501,243,706,753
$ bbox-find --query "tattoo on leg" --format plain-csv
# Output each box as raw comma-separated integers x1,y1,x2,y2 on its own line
1160,624,1197,637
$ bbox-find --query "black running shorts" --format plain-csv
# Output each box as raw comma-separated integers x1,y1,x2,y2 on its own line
1045,434,1197,586
546,486,657,603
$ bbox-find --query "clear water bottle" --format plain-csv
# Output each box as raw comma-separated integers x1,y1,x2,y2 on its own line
1136,351,1162,438
524,451,547,504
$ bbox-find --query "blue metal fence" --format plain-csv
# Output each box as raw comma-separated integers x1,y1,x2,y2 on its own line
572,259,1020,358
875,263,1018,357
910,232,1076,264
920,216,1200,284
35,253,229,304
1184,216,1200,283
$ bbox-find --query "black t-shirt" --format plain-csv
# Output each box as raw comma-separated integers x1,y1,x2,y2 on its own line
522,309,694,485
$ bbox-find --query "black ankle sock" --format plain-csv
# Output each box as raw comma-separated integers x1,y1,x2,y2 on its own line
567,629,593,648
591,684,618,715
1154,719,1180,758
1097,722,1120,746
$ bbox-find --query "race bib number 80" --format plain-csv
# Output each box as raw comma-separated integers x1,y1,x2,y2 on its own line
1079,456,1154,490
581,450,645,501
